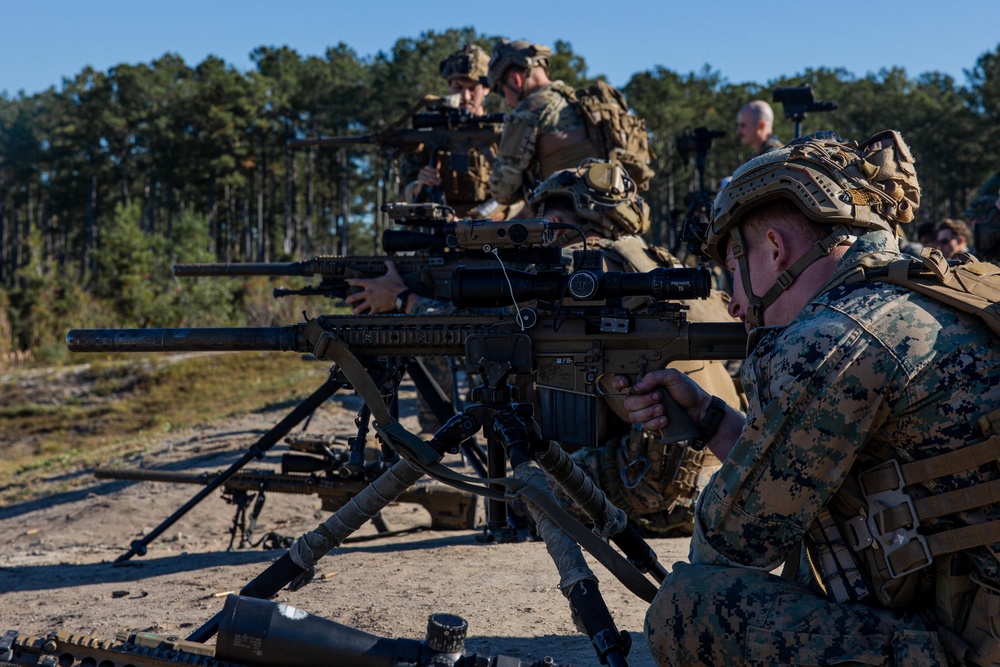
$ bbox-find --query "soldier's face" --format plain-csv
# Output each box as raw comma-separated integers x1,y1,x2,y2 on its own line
500,71,522,108
736,110,760,146
448,78,488,115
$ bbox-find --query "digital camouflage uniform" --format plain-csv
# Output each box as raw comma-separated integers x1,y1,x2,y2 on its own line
646,229,1000,666
490,82,598,205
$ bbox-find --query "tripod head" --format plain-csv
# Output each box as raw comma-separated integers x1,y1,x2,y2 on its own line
772,84,837,139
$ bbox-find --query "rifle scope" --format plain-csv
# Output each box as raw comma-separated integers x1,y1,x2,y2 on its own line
451,266,712,308
216,595,566,667
411,110,505,130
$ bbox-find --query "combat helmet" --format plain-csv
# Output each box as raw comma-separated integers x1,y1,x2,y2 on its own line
529,160,650,237
705,130,920,328
439,44,490,84
483,39,551,92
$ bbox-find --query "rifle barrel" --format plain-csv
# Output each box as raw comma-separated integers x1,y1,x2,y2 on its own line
174,262,308,277
287,135,375,148
95,468,213,484
66,326,305,354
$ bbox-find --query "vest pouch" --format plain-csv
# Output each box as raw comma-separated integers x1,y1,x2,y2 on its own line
935,552,975,634
962,574,1000,667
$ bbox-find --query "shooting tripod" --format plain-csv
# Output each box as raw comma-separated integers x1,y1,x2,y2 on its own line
110,355,486,564
184,326,669,667
672,127,726,259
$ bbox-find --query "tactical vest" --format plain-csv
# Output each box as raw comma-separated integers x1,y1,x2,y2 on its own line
531,82,597,182
404,135,499,217
802,248,1000,666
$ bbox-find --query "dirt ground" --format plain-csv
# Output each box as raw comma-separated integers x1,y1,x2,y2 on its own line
0,379,689,667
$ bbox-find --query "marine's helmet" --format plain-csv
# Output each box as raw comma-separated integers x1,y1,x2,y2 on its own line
528,160,650,237
483,39,551,92
439,44,490,84
704,130,921,328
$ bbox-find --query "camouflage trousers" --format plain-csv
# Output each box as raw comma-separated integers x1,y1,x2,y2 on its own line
561,426,721,537
645,563,951,666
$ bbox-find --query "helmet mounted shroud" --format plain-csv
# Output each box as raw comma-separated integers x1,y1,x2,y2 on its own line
483,39,551,94
707,130,920,329
528,160,650,238
439,44,490,84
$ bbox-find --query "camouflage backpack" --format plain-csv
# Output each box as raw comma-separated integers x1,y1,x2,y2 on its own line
558,81,656,192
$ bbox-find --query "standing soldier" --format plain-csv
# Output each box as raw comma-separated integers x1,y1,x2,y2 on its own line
484,39,653,211
401,43,511,221
736,100,783,157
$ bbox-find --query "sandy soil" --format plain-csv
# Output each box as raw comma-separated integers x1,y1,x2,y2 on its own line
0,380,688,667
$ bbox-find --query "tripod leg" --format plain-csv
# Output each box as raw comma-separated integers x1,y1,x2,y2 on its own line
186,411,482,643
407,358,488,476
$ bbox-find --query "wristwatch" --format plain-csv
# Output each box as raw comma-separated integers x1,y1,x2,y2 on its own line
691,395,727,451
393,288,414,313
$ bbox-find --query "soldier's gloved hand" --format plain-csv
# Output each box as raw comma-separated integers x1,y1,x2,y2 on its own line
613,369,710,433
345,261,407,314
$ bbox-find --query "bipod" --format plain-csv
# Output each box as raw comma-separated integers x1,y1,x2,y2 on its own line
453,341,640,666
111,362,393,564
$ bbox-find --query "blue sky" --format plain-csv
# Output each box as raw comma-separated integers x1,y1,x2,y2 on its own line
3,1,999,97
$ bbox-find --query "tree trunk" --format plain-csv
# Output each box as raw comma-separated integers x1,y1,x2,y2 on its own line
338,149,349,256
304,146,315,258
283,132,293,257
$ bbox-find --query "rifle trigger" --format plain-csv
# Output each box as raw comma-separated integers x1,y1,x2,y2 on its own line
621,456,651,489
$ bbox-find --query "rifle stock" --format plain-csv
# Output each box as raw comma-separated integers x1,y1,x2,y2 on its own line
69,311,746,447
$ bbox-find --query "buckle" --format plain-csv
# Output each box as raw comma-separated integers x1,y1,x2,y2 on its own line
620,456,650,489
860,459,932,579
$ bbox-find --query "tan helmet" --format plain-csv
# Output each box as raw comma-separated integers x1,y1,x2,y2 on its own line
483,39,551,91
528,160,650,237
705,130,920,329
438,44,490,84
706,130,920,264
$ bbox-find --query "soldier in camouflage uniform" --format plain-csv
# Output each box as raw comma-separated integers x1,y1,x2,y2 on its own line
483,39,618,208
528,161,743,536
399,44,512,221
621,131,1000,666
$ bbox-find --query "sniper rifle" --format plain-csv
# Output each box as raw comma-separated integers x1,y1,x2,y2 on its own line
173,204,564,301
95,435,480,551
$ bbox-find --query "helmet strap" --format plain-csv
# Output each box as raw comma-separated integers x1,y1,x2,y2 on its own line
736,225,854,330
